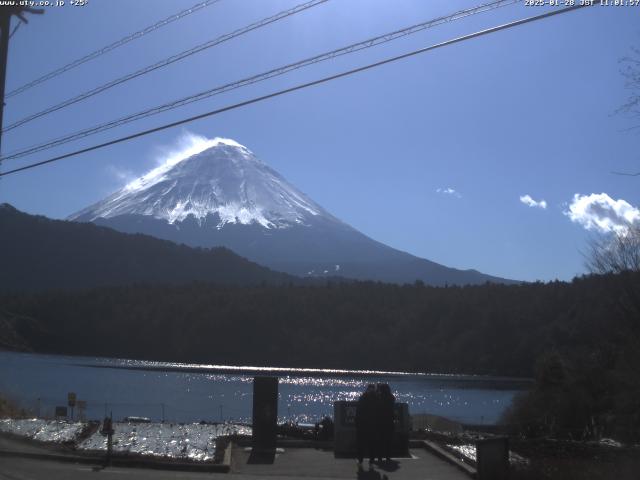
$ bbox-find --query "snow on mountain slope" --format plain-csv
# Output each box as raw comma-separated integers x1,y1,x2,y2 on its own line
71,137,334,229
70,135,515,286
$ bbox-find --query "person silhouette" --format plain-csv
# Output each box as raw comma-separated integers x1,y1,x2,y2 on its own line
376,383,395,462
355,384,377,464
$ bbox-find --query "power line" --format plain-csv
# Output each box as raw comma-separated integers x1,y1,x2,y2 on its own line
0,6,44,160
5,0,223,99
1,0,520,163
611,171,640,176
8,21,21,40
0,3,593,179
1,0,329,133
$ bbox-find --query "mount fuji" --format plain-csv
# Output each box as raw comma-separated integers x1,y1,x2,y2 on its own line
70,137,513,285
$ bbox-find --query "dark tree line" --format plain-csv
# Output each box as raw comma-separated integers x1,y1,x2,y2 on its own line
0,203,299,292
0,271,636,376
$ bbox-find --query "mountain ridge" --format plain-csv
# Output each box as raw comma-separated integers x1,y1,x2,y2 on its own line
70,137,517,286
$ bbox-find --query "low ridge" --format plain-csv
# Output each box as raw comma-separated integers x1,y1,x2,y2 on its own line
0,204,297,292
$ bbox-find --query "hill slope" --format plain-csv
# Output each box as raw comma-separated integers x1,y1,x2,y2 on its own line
0,203,297,292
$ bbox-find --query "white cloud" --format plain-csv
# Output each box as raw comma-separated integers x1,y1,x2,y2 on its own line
436,187,461,198
105,164,136,185
565,193,640,234
519,194,547,209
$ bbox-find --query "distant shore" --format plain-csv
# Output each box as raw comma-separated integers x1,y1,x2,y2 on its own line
75,357,534,388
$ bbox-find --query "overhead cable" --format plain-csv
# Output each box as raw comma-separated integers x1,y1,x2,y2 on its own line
5,0,223,99
1,0,329,133
1,0,519,162
0,3,593,178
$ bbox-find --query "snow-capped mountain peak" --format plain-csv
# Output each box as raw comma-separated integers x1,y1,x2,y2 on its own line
68,135,515,286
70,136,332,229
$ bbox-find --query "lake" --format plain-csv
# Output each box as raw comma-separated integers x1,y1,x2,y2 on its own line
0,350,530,425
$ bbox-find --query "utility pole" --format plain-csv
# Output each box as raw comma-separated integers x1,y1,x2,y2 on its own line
0,6,43,156
0,11,10,155
0,10,13,159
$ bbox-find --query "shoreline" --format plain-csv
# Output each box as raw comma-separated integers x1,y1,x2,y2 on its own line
1,348,534,387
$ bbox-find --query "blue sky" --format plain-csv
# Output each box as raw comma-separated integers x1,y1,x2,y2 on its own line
0,0,638,282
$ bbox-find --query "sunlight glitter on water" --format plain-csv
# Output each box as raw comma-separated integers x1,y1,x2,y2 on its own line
0,351,529,425
279,376,368,388
107,358,433,377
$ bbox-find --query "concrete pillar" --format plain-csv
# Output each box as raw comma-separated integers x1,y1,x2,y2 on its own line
476,436,509,480
252,376,278,452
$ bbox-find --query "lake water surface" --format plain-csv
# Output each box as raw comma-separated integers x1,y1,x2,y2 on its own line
0,351,530,425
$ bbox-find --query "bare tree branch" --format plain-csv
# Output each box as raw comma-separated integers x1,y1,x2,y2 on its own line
586,224,640,274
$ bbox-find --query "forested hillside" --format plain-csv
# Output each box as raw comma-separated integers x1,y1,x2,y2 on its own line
2,272,637,377
0,204,298,291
